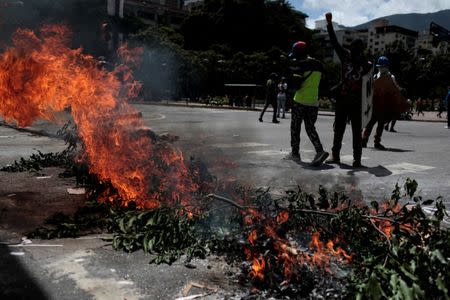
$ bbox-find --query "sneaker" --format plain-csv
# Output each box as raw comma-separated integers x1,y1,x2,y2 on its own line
272,120,280,124
374,143,386,150
311,151,329,166
384,124,389,131
258,117,263,122
352,160,362,168
389,128,397,132
326,156,340,164
362,138,368,148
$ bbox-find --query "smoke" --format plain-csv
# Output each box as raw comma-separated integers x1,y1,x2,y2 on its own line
1,0,108,55
141,45,185,101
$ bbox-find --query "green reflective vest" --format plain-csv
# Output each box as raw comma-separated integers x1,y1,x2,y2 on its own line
293,71,322,106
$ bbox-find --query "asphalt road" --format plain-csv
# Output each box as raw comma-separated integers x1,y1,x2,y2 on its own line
137,104,450,205
0,105,449,299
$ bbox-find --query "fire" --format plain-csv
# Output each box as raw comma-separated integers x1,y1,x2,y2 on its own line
244,207,352,284
0,25,199,208
372,201,403,238
249,255,266,281
248,229,257,245
309,232,352,268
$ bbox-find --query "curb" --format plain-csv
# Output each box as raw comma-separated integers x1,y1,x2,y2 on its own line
0,121,59,138
132,102,447,123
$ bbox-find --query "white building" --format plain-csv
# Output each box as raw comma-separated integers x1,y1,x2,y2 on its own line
107,0,186,28
367,19,418,54
184,0,204,11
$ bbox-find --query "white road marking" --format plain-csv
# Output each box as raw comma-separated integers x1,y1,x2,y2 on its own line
146,113,166,121
212,142,270,148
386,162,435,175
10,252,25,256
340,155,370,162
9,244,63,247
246,149,316,156
247,150,289,156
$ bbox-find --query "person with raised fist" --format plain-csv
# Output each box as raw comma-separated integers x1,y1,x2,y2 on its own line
325,12,372,168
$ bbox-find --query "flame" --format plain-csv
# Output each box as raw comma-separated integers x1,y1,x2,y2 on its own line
248,229,257,245
372,201,403,238
0,25,199,208
244,204,352,283
249,255,266,281
276,211,289,224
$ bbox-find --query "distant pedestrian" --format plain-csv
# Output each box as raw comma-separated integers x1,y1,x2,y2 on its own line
325,12,372,168
416,98,425,116
277,77,288,119
259,73,279,123
287,41,329,166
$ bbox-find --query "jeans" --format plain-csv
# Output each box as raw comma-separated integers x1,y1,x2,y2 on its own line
291,103,324,154
277,94,286,118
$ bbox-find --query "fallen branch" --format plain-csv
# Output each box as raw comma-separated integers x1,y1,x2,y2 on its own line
207,194,245,210
293,209,398,224
207,194,398,225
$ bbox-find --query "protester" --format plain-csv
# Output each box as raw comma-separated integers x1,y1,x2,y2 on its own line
259,73,279,123
362,56,408,149
277,77,288,119
325,12,372,168
287,41,329,166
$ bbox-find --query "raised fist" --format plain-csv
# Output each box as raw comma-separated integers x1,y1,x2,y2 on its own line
325,12,332,24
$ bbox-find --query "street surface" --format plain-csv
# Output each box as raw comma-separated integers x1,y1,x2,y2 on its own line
0,104,449,299
137,104,450,204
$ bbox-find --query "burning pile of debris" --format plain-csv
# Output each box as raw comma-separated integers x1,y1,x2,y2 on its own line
0,24,203,211
0,25,449,299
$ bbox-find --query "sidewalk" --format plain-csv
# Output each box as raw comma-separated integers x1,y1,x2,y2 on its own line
136,101,448,123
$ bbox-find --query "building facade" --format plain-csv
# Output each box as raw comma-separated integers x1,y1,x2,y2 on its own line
313,18,426,63
367,19,418,54
107,0,187,28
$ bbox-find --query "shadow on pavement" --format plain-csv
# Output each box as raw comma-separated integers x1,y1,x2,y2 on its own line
384,148,414,153
367,147,414,153
0,244,47,300
344,164,393,177
295,160,335,170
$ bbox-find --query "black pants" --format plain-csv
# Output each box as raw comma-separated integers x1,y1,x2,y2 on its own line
260,99,277,121
291,103,324,154
332,97,362,161
363,117,385,144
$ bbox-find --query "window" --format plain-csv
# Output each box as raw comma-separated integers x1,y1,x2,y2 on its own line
375,41,379,45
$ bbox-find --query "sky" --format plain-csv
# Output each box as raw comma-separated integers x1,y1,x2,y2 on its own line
289,0,450,28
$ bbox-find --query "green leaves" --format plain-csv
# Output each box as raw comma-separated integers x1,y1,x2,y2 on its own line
110,207,207,265
0,150,74,173
349,179,450,300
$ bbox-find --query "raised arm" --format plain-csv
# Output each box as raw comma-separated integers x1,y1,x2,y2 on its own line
325,12,347,62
